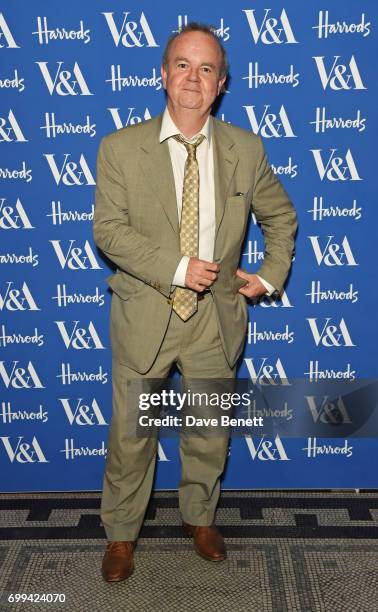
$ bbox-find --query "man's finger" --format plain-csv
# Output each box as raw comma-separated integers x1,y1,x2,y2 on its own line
235,268,249,279
238,284,250,295
197,277,212,288
203,261,220,272
201,270,218,282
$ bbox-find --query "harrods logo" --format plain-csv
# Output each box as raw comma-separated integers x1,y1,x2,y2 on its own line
0,68,25,92
243,240,264,264
243,61,299,89
32,16,91,45
308,196,362,221
313,12,371,39
306,281,358,305
304,361,356,382
310,107,366,134
175,15,230,41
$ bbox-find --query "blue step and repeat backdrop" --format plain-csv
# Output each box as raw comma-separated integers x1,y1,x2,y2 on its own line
1,1,377,491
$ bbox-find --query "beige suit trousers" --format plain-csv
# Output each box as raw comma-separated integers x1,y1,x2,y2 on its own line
100,292,236,541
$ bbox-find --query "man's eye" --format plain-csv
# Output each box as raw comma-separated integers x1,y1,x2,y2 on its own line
177,63,187,69
202,67,212,73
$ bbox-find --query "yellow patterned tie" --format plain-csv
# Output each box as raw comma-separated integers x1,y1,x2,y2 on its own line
172,133,205,321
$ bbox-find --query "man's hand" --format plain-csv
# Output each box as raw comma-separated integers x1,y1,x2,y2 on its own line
235,268,267,299
185,258,219,292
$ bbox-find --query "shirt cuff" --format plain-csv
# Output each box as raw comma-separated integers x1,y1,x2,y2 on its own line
256,274,276,296
172,256,190,288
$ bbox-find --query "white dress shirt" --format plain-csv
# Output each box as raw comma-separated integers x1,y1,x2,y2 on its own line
159,107,275,295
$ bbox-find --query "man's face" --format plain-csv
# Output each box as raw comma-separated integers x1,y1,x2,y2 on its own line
161,31,226,116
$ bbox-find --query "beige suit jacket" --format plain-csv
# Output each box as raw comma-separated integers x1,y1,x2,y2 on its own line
93,113,297,373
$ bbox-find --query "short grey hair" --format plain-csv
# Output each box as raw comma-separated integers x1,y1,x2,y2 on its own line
162,22,228,79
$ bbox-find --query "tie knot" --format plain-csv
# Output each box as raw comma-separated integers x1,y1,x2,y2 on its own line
173,133,205,157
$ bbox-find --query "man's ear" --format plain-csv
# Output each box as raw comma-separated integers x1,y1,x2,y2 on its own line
217,76,227,95
161,64,167,90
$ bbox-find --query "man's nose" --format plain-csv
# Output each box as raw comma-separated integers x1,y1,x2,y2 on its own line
187,67,200,81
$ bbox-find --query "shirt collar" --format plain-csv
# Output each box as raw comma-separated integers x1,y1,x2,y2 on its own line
159,106,211,146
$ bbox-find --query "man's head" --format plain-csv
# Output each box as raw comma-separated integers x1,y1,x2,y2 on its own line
161,23,228,118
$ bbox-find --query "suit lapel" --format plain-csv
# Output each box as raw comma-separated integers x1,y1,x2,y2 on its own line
138,114,239,240
212,117,239,241
139,114,179,234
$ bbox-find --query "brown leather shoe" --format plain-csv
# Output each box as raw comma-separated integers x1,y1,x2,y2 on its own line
101,541,135,582
182,522,226,561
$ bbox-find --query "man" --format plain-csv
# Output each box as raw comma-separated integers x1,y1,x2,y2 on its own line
93,23,297,582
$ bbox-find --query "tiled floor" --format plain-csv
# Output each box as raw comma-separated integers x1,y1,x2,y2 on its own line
0,491,377,611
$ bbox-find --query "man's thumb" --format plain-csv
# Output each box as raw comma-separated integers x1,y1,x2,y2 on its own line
235,268,248,279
